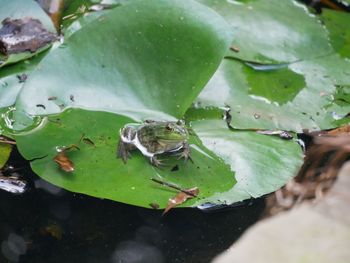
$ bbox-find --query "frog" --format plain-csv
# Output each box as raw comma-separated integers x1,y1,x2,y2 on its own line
117,120,191,166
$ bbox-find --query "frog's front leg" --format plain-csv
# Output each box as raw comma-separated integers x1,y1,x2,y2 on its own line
178,141,192,163
149,155,163,167
117,140,134,163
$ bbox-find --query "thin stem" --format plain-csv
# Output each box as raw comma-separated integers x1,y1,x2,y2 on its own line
151,178,197,197
0,139,16,145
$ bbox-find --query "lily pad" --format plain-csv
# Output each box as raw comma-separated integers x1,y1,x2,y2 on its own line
198,0,332,64
0,52,47,108
14,108,303,208
321,9,350,59
14,109,236,208
195,54,350,132
15,0,233,122
191,119,303,206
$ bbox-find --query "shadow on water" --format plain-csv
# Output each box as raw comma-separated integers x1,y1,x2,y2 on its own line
0,148,265,263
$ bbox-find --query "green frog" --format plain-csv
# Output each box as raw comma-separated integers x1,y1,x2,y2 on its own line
117,120,191,166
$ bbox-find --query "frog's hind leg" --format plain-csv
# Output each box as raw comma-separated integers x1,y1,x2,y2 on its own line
117,140,134,163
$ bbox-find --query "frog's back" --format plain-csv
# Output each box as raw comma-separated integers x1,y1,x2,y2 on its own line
136,125,159,153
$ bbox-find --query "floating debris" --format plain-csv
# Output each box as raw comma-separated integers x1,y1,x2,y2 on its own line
0,18,56,55
17,74,27,83
0,175,27,194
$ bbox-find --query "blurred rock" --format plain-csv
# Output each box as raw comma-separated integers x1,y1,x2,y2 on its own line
213,162,350,263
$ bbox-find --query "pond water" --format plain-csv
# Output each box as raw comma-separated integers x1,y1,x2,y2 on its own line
0,149,265,263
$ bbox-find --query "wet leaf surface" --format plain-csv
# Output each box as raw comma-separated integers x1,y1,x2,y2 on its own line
198,0,332,63
190,119,303,206
15,0,232,121
321,9,350,59
194,54,350,132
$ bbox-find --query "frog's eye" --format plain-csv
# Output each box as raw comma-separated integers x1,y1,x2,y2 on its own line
165,123,173,131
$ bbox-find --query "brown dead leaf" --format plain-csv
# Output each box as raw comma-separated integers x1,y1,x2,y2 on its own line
163,187,199,215
53,152,74,172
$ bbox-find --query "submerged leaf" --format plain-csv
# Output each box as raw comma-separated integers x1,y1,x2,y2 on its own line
163,187,199,215
0,174,27,194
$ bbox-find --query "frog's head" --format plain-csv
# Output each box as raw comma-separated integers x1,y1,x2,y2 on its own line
156,122,188,142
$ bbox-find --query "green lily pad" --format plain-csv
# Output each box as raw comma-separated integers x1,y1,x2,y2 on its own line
15,0,232,123
0,0,56,67
191,119,303,206
321,9,350,59
0,52,48,108
195,54,350,132
15,109,236,208
0,143,11,169
14,108,303,208
198,0,332,64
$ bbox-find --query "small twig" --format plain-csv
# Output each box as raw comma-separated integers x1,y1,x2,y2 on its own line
0,139,16,145
151,178,197,197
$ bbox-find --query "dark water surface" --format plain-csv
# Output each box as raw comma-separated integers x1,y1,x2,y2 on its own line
0,149,265,263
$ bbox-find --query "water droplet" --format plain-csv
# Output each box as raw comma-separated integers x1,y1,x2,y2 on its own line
0,107,43,135
179,16,184,21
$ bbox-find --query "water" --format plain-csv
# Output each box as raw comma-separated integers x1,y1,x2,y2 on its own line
0,149,265,263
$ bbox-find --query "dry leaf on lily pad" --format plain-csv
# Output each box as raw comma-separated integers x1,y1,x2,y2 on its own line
0,18,56,55
53,145,79,173
163,187,199,215
0,17,57,67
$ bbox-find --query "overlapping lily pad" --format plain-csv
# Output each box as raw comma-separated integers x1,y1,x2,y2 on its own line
195,54,350,132
198,0,332,64
321,9,350,59
15,0,232,121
